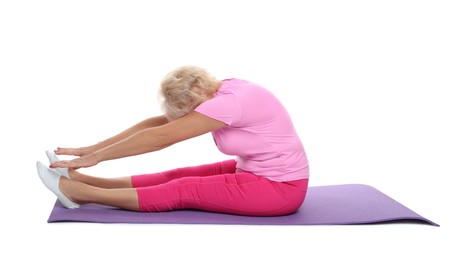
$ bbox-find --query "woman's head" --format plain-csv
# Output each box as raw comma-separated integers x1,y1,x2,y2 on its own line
159,65,220,121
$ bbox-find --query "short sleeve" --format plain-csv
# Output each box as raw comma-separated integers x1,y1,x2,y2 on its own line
194,92,242,126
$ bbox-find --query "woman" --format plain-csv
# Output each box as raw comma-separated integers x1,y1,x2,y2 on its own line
37,65,309,216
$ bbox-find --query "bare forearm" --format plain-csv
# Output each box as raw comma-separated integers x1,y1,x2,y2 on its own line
51,112,226,170
93,128,169,163
91,115,169,152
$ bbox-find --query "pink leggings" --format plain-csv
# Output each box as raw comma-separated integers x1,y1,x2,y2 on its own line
131,160,308,216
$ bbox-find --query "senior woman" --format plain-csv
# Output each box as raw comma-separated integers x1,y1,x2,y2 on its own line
37,65,309,216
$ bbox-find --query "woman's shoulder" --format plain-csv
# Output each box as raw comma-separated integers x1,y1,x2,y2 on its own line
220,78,261,89
219,78,272,96
220,78,245,84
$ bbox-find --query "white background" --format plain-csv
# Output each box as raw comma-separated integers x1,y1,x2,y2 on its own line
1,0,462,259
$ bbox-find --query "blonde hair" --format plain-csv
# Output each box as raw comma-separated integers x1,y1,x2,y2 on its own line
159,65,219,121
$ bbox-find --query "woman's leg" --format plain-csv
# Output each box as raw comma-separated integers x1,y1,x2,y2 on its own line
68,168,133,189
37,161,139,210
45,160,237,211
41,163,308,214
136,172,309,216
60,173,308,215
131,159,237,187
60,177,140,211
66,159,237,189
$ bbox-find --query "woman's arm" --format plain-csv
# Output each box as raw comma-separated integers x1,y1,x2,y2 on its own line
55,115,169,156
50,112,226,169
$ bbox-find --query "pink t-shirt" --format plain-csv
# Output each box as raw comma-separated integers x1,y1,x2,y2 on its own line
194,78,309,182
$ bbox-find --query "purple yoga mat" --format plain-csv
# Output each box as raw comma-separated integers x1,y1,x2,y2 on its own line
47,184,438,226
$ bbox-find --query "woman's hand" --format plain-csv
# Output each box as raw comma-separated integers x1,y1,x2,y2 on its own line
50,154,100,169
54,146,95,157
